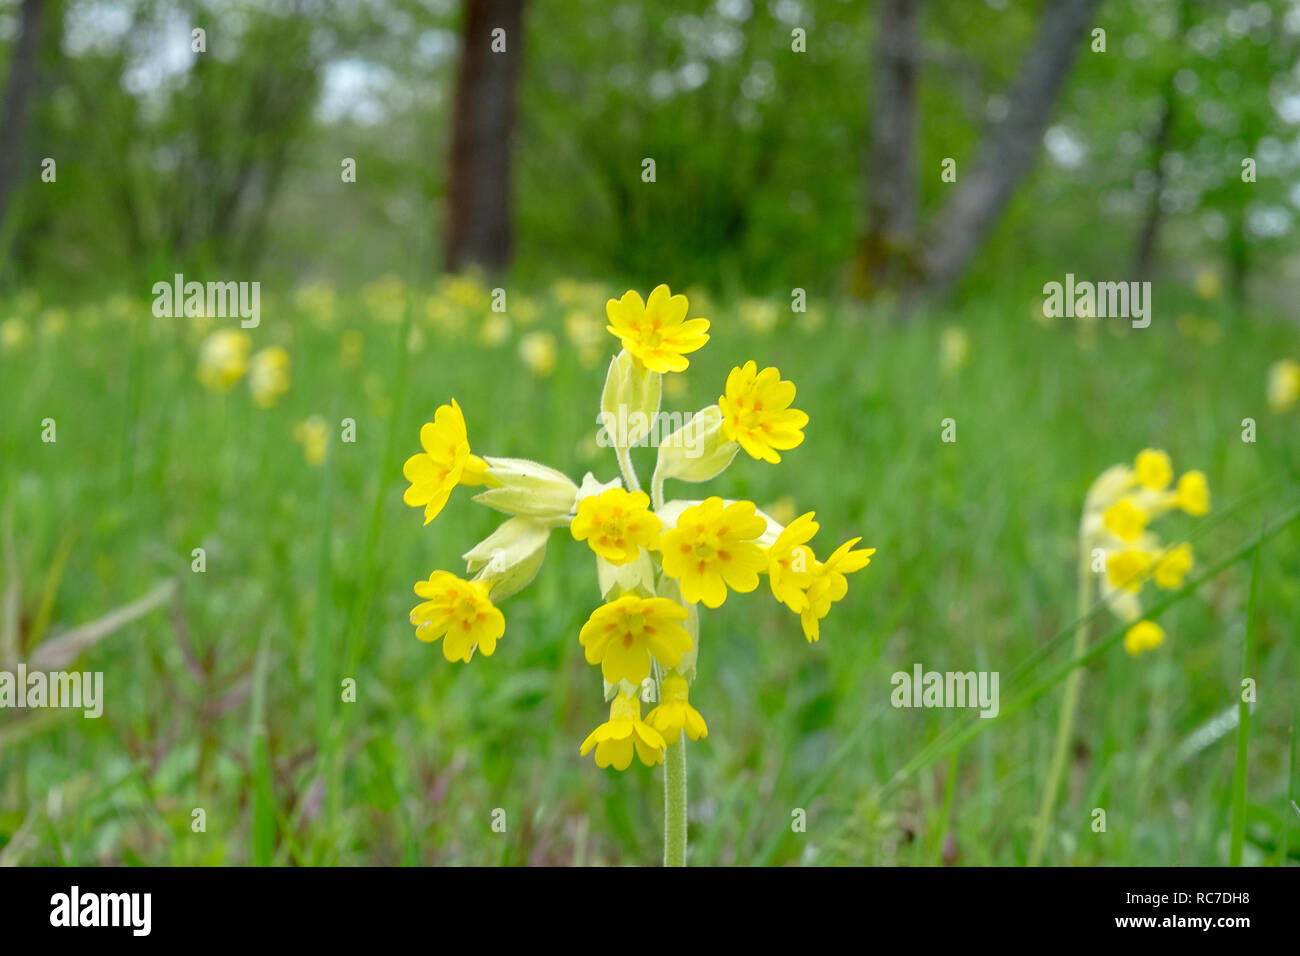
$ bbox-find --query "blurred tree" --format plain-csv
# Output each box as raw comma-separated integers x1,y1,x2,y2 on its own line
918,0,1102,297
857,0,924,299
0,0,43,239
443,0,526,274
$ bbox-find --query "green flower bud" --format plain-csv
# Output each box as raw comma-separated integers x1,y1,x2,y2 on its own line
653,405,739,484
599,349,661,449
462,515,556,601
473,457,579,518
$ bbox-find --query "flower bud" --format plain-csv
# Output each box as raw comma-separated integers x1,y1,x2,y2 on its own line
472,457,579,518
599,349,661,449
653,404,739,484
462,516,555,601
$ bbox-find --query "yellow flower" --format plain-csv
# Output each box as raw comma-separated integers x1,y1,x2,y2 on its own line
1267,358,1300,413
481,313,511,346
1153,543,1193,590
248,345,290,407
579,594,693,685
659,497,767,608
647,674,708,744
340,329,363,368
1172,470,1210,516
410,571,505,662
604,284,710,373
293,416,330,466
1,317,30,351
570,487,662,565
518,331,557,378
402,399,492,524
197,329,252,392
1106,549,1150,592
800,538,875,642
766,511,818,612
1123,620,1165,656
737,298,778,334
580,691,666,770
1194,269,1221,300
939,326,970,376
718,361,808,464
1102,497,1148,542
1134,449,1172,490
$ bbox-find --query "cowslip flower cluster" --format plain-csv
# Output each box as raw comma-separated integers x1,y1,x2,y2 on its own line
196,329,291,407
1081,449,1210,655
402,283,876,772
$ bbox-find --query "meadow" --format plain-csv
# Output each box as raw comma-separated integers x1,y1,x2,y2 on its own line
1,273,1297,866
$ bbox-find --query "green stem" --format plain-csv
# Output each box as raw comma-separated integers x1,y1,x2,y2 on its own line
650,461,665,512
1028,541,1092,866
664,738,687,866
615,445,642,493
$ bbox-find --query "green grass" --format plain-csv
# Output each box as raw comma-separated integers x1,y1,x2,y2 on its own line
1,279,1297,866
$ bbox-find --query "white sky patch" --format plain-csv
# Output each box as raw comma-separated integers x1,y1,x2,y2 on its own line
1044,125,1087,169
317,58,395,126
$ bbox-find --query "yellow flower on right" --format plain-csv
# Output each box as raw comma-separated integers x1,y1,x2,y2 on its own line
1082,449,1211,656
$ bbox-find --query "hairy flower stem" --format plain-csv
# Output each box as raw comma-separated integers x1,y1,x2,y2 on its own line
615,445,642,494
1029,537,1092,866
664,739,688,866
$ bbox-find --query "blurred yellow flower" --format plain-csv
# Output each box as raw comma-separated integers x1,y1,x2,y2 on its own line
580,691,666,770
248,346,291,407
659,497,766,608
340,329,363,368
1105,549,1150,592
410,570,505,662
518,330,557,378
605,284,710,373
1134,448,1172,490
1102,497,1148,542
939,325,970,376
39,308,69,339
1193,269,1221,300
1124,620,1165,656
1,317,29,352
480,313,511,346
442,272,490,311
197,329,252,392
293,416,330,466
647,674,708,744
402,399,492,524
362,274,407,323
579,594,692,685
718,361,808,464
1153,542,1193,590
737,298,778,334
570,487,662,565
295,280,337,328
1172,470,1209,516
1267,358,1300,413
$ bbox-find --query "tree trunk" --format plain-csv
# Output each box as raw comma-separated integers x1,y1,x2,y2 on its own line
854,0,924,299
1132,0,1189,278
443,0,527,274
0,0,44,232
1132,84,1174,278
920,0,1101,294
